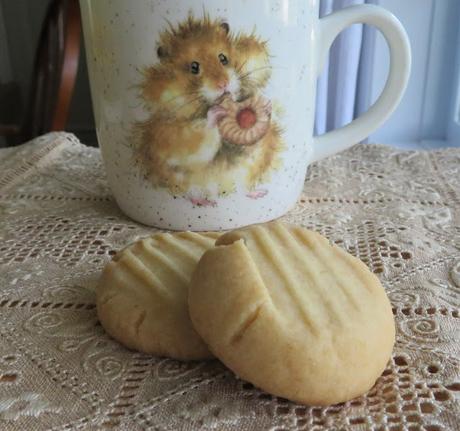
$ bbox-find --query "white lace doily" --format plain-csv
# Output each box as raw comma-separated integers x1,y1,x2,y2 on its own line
0,132,459,430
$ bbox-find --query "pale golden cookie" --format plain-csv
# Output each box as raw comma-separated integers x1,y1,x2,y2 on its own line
189,222,395,405
97,231,220,360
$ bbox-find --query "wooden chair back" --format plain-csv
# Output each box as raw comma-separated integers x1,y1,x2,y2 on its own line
0,0,81,145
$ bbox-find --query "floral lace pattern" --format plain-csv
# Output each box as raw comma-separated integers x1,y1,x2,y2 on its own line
0,132,459,430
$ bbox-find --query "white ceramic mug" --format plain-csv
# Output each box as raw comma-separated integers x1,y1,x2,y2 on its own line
80,0,410,230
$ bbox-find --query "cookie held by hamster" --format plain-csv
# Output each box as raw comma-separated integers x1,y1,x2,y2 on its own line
97,231,220,360
188,222,395,405
217,95,271,146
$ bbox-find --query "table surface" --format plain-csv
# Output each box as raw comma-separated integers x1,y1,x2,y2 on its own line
0,132,459,430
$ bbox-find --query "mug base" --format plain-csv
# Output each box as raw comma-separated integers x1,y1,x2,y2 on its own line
114,196,298,232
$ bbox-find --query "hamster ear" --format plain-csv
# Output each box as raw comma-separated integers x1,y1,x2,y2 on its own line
157,46,168,59
220,22,230,34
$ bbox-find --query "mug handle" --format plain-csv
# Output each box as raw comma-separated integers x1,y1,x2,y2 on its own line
312,4,411,163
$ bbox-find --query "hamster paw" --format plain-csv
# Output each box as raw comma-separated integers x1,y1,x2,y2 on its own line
207,105,227,128
190,197,218,207
246,189,268,199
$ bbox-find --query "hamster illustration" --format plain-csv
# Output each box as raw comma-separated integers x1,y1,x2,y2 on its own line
134,14,284,204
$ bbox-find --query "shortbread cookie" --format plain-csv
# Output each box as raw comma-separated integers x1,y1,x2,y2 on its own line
189,222,395,405
97,231,220,360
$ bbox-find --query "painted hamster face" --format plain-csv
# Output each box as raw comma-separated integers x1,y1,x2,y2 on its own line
146,19,272,119
168,34,241,105
185,49,241,104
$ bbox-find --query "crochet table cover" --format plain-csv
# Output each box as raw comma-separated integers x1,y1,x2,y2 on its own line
0,133,459,430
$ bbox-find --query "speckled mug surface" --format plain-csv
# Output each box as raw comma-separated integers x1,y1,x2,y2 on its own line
80,0,410,230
